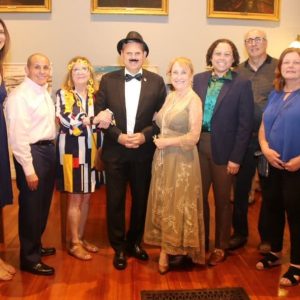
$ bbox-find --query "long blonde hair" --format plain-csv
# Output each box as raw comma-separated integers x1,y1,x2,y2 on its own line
62,56,98,92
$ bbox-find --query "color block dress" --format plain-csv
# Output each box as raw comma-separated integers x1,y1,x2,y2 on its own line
144,88,205,264
0,81,13,207
56,89,98,193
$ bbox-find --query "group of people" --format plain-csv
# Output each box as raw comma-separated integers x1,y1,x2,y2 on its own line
0,18,299,288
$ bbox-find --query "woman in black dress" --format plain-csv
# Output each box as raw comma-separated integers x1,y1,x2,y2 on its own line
0,18,16,281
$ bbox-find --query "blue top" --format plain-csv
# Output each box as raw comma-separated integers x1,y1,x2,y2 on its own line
263,89,300,162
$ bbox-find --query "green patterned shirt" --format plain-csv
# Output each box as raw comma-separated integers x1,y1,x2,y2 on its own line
202,71,233,132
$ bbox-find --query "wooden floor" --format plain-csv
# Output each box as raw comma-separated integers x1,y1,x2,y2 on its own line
0,181,299,299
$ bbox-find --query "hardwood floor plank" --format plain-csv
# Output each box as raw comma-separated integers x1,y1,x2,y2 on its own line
0,182,299,299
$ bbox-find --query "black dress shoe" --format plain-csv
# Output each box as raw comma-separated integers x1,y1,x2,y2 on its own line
228,235,247,251
21,262,55,276
113,251,127,270
41,247,56,257
126,244,149,261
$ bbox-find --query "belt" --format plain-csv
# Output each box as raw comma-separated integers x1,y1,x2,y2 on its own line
31,140,54,146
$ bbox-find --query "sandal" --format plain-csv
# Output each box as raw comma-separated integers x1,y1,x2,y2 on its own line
0,266,13,281
256,252,281,270
68,242,92,261
82,240,99,253
280,266,300,287
0,259,16,275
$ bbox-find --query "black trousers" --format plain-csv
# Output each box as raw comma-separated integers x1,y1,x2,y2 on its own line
260,166,300,264
232,137,258,238
14,143,55,266
105,160,152,252
233,136,271,242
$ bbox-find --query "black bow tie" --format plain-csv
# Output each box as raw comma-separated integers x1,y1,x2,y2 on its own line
125,73,142,82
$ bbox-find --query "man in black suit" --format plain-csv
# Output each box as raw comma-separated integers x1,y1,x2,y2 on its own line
94,31,166,270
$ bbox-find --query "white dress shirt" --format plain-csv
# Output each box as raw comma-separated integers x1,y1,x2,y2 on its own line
124,68,142,134
6,77,56,176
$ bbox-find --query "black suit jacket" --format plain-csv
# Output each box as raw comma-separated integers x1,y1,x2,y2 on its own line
193,70,254,165
94,68,166,162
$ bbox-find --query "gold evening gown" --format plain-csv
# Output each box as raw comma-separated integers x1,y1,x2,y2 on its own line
144,88,205,264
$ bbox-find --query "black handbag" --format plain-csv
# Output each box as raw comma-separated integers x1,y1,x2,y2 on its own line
254,150,269,177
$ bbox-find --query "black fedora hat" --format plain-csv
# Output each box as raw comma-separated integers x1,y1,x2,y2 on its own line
117,31,149,57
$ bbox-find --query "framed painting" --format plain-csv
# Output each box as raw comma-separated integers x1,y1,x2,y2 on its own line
91,0,168,15
207,0,280,21
0,0,51,12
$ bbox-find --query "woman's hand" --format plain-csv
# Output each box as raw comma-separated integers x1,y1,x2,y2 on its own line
284,155,300,172
262,147,285,170
227,161,240,175
82,116,90,126
153,136,169,150
259,122,284,170
94,109,113,129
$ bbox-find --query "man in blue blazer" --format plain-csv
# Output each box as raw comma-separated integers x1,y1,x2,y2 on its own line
194,71,254,165
94,31,166,270
193,38,254,266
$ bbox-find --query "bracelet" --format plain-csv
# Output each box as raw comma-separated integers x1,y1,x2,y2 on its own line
90,116,94,125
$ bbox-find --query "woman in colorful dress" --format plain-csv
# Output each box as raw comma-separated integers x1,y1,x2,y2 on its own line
0,18,16,281
56,56,110,260
144,57,205,274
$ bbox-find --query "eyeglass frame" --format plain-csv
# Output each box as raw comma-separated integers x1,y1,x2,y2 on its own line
244,37,266,45
72,66,90,74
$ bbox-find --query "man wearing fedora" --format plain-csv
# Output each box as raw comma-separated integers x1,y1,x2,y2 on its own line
95,31,166,270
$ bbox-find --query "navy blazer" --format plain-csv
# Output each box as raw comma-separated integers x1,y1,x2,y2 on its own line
193,70,254,165
94,68,166,162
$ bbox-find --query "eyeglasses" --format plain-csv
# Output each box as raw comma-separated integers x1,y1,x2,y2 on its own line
72,67,89,74
245,37,266,45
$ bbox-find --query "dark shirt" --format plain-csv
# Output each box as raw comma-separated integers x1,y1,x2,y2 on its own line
236,55,278,132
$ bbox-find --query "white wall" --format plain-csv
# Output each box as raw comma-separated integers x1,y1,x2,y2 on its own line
1,0,299,92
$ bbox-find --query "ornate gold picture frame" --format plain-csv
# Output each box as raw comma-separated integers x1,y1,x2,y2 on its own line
91,0,168,15
0,0,51,13
207,0,280,21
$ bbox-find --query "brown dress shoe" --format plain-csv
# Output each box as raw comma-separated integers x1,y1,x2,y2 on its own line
208,249,227,266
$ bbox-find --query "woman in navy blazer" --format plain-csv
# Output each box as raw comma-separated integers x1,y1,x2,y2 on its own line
193,39,254,266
